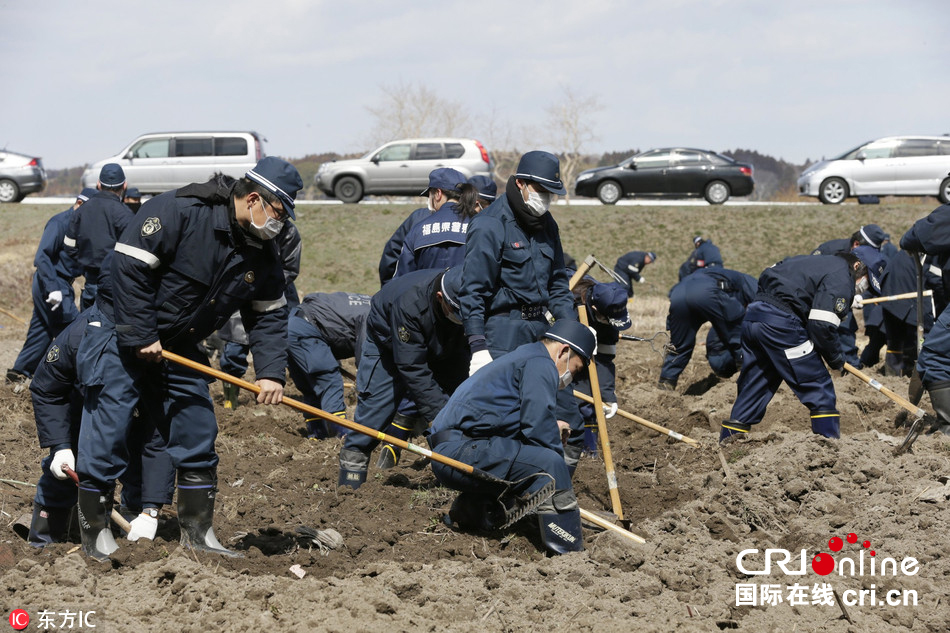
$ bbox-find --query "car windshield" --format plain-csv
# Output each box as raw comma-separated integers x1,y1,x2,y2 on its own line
835,141,875,160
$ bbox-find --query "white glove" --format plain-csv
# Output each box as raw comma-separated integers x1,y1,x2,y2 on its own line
127,512,158,541
45,290,63,311
852,295,864,310
638,277,646,284
603,402,618,419
50,448,75,480
469,349,493,376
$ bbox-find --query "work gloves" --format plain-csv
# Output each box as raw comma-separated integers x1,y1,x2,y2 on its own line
469,350,493,376
127,512,158,541
45,290,63,311
50,448,75,480
852,295,863,310
638,277,646,284
602,402,618,419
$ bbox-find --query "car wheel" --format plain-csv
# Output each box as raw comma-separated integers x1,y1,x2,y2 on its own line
596,180,622,205
818,177,848,204
0,179,20,203
939,177,950,205
704,180,730,205
334,176,363,204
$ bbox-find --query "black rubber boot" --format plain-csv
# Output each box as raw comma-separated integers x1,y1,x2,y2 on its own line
177,469,242,557
376,413,414,470
719,419,751,444
927,381,950,436
810,409,841,439
27,505,72,547
563,441,583,479
77,486,119,562
657,377,677,391
445,492,504,531
884,349,903,377
221,381,240,409
338,448,370,489
537,509,584,554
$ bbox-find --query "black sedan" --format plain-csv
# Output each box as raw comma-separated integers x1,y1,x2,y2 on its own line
574,148,754,205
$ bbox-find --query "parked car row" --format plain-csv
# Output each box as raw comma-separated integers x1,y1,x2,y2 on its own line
8,133,949,206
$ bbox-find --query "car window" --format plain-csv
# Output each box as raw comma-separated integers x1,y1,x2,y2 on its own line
707,153,735,166
215,137,248,156
859,142,897,159
636,150,672,169
414,143,444,160
673,150,706,166
445,143,465,159
376,144,412,161
894,139,940,158
131,138,170,159
939,140,950,156
175,138,213,157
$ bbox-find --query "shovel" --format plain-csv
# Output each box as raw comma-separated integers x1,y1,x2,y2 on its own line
161,350,647,543
62,466,132,534
842,363,935,454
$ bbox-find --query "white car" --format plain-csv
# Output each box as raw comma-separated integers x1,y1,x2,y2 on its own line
315,138,494,203
798,135,950,204
0,149,47,203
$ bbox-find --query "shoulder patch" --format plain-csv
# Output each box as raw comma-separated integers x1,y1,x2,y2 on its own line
398,326,410,343
46,345,60,363
141,217,162,237
835,297,847,313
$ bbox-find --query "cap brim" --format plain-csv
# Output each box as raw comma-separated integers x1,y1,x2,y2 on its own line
276,192,296,220
539,181,567,195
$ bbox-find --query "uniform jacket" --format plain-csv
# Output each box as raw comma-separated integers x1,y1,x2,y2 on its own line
811,238,851,256
29,313,88,450
427,341,563,456
614,251,649,291
394,201,469,277
365,268,467,422
378,206,431,286
459,180,574,338
755,254,855,366
110,181,289,381
35,207,81,298
64,190,133,278
881,249,934,326
297,291,372,360
901,204,950,255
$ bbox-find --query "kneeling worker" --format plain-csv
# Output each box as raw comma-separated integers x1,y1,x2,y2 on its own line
426,319,595,555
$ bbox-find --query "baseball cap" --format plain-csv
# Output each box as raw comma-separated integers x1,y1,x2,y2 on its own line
245,157,303,220
513,151,567,195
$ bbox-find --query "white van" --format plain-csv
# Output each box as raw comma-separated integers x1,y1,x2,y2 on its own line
81,131,265,194
797,135,950,204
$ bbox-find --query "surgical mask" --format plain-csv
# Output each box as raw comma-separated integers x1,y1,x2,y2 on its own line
248,198,284,241
427,193,437,212
557,350,573,390
855,276,869,296
524,188,551,216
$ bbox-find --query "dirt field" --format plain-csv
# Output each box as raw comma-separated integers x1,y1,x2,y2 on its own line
0,201,948,632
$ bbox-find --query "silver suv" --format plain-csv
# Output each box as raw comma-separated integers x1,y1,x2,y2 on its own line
315,137,493,203
798,135,950,204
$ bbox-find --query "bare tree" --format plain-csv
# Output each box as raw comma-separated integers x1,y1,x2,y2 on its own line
543,87,604,203
365,82,472,146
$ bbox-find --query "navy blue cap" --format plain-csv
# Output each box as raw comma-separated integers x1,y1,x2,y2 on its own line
99,163,126,187
124,187,142,199
590,282,632,330
468,175,497,201
420,167,467,197
440,266,463,310
859,224,886,249
514,150,567,195
693,235,704,246
647,251,657,261
77,187,97,202
245,157,303,220
544,320,596,363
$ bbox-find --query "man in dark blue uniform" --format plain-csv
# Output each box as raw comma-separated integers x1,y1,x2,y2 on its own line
678,235,723,281
73,158,301,560
614,250,656,297
7,188,94,386
395,168,478,277
427,319,595,555
337,267,468,488
288,290,372,438
64,164,134,310
459,150,576,376
659,267,757,390
123,187,143,213
811,224,887,257
878,250,933,376
468,174,497,212
721,253,868,443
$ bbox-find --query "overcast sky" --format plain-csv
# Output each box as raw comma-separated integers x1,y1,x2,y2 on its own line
2,0,947,169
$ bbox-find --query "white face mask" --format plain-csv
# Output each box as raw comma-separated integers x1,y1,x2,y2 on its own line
557,349,573,390
427,193,437,212
855,275,869,296
248,198,284,241
524,188,552,216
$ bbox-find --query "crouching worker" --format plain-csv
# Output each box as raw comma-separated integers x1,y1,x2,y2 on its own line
427,320,595,555
721,253,867,444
